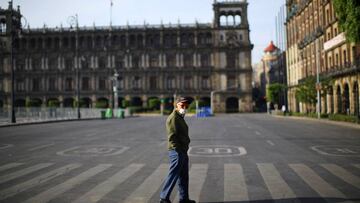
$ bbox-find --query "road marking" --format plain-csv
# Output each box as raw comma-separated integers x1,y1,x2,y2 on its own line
123,164,168,203
321,164,360,189
257,163,296,200
189,145,247,157
353,164,360,169
266,140,275,146
24,164,112,203
173,164,208,202
57,145,129,157
0,164,81,200
74,164,144,203
158,141,167,146
255,131,261,135
0,144,14,150
0,163,23,172
188,164,208,202
311,145,360,157
289,164,346,198
224,164,249,201
0,163,53,184
28,143,55,152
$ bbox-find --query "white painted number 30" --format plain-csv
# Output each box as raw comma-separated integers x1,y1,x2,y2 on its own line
197,147,233,154
189,145,246,157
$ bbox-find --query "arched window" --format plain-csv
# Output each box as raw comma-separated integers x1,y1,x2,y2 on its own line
235,15,242,25
220,15,227,27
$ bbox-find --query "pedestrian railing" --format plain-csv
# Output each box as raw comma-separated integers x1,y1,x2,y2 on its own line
0,107,129,125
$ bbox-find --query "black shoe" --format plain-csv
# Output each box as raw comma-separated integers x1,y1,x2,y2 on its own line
179,199,196,203
160,199,171,203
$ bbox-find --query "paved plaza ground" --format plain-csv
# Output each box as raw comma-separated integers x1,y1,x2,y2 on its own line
0,114,360,203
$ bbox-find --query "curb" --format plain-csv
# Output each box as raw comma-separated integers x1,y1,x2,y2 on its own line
272,115,360,129
0,117,133,128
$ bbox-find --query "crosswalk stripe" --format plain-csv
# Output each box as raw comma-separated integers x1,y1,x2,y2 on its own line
0,164,81,201
24,164,112,203
289,164,346,198
0,163,53,184
224,164,249,201
188,164,208,202
73,164,144,203
123,164,169,203
321,164,360,190
0,163,23,172
28,143,55,152
257,163,296,200
173,164,208,202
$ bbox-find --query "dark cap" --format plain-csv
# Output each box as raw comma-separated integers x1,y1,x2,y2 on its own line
176,97,193,105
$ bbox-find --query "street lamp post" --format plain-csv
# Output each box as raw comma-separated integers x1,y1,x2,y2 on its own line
10,12,15,123
68,14,80,119
113,72,119,110
316,38,321,119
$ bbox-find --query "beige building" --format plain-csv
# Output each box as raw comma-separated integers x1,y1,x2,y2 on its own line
0,0,253,113
285,0,360,115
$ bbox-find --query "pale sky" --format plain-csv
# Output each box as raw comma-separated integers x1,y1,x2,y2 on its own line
0,0,286,64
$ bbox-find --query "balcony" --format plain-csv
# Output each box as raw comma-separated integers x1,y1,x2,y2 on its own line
297,26,323,49
322,61,360,79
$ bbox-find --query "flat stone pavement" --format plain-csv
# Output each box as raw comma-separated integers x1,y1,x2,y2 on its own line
0,113,359,203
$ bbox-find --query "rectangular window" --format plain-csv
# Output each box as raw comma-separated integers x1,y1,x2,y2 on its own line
184,54,193,67
65,58,73,70
201,76,210,90
167,54,176,67
167,77,175,90
82,77,90,91
49,77,57,91
65,78,73,91
184,77,192,89
32,78,41,91
16,79,25,92
150,54,159,67
132,76,141,90
201,54,211,67
49,58,57,70
227,76,236,90
118,77,124,90
99,78,106,91
150,76,157,89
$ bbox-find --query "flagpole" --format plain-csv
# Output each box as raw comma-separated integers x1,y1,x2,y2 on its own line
110,0,113,26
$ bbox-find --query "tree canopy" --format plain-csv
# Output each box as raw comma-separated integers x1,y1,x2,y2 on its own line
333,0,360,42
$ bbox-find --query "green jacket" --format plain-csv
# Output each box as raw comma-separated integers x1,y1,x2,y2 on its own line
166,110,190,152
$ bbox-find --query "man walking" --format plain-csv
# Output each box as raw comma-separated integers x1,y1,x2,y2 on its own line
160,97,196,203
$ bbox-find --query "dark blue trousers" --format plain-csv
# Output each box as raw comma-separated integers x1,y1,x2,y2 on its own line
160,149,189,201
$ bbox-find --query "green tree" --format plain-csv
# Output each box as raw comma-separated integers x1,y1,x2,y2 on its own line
295,76,317,105
122,100,130,108
148,98,160,110
47,99,60,107
95,100,108,108
26,99,42,107
266,83,286,104
333,0,360,42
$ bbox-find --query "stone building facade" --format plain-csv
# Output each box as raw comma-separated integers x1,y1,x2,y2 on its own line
0,0,253,113
285,0,360,115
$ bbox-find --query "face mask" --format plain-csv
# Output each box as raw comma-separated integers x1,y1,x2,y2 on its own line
178,108,186,116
